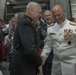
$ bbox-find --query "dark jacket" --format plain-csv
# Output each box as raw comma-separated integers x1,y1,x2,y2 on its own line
38,19,47,48
10,15,42,75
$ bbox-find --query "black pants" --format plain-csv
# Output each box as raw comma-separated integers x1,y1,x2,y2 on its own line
43,63,52,75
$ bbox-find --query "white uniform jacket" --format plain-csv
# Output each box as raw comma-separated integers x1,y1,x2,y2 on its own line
41,19,76,75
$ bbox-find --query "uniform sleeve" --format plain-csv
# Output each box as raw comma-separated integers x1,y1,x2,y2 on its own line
18,25,42,66
41,32,53,60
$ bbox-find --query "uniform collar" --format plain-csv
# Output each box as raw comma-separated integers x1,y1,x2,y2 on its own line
58,18,67,27
24,15,33,23
47,23,53,28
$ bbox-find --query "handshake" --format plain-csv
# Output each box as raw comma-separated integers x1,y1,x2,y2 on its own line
41,56,45,66
37,56,45,75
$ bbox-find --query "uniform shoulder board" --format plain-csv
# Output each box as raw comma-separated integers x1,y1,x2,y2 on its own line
69,21,76,26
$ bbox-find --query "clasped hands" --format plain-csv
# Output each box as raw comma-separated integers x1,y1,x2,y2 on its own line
38,56,45,75
41,56,45,66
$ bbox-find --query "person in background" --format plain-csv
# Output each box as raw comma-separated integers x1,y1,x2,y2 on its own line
38,18,47,55
37,10,54,75
4,19,9,25
41,4,76,75
39,14,47,28
44,10,54,27
4,12,25,63
13,12,25,27
2,19,9,36
10,2,42,75
0,19,5,70
42,10,53,75
4,17,17,63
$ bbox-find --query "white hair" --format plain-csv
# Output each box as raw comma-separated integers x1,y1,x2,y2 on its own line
26,2,41,9
44,10,52,16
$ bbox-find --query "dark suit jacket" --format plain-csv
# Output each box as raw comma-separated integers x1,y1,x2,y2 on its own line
38,19,47,48
10,15,42,75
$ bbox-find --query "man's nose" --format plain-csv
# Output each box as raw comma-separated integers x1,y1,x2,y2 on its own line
56,16,59,19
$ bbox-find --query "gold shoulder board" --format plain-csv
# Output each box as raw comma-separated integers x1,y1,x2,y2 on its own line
69,21,76,26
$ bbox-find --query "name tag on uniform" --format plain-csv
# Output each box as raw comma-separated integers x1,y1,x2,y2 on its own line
50,33,56,35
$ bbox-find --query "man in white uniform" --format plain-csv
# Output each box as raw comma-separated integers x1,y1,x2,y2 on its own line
42,10,53,75
41,4,76,75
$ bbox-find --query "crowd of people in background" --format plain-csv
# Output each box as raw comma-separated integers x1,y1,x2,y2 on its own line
0,12,25,75
0,1,76,75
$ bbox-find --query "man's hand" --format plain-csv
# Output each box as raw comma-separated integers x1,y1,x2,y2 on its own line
38,66,43,75
41,56,45,66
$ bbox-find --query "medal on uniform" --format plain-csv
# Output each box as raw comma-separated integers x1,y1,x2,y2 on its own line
68,40,72,45
64,29,67,40
64,28,73,45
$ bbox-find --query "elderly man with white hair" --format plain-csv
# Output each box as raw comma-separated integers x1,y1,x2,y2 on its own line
10,2,43,75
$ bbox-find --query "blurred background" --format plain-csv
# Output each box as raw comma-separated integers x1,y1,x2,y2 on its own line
0,0,76,21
